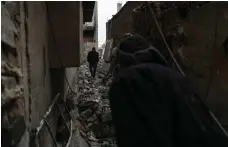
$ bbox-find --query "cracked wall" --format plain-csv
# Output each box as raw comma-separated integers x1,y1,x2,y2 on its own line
1,2,26,147
2,1,87,147
1,2,58,147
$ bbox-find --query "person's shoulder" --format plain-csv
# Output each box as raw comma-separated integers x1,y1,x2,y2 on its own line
134,63,184,77
116,63,170,76
114,63,186,84
112,63,148,84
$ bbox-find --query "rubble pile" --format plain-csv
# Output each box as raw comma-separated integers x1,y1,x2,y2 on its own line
67,59,117,147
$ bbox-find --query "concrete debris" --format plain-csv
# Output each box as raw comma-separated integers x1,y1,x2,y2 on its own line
67,59,116,147
1,61,23,77
1,60,23,106
1,75,17,89
1,85,23,106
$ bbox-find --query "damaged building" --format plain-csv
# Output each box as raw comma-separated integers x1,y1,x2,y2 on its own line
106,1,144,46
2,1,228,147
106,1,228,130
83,2,98,63
1,1,97,147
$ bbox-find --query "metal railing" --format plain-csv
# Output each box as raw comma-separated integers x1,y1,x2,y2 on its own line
33,93,73,147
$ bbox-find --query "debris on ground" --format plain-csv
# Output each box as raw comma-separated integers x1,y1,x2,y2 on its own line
65,59,116,147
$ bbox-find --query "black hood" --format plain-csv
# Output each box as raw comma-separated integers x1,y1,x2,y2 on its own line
116,45,168,68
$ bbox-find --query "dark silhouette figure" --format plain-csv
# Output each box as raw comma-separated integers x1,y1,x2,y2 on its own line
87,47,99,77
109,35,228,147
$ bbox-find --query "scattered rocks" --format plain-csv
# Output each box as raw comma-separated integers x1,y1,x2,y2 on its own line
1,60,23,106
71,59,116,147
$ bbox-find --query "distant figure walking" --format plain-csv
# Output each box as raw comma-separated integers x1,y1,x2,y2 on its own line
87,47,99,77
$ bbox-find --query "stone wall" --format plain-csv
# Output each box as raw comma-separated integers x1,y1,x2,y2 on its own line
1,43,25,147
1,2,26,147
1,2,59,147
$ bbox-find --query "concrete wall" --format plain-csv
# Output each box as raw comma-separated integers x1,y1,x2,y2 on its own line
64,67,80,99
93,2,98,49
48,2,84,68
26,1,52,129
50,67,79,104
133,2,228,127
158,2,228,127
83,1,98,62
106,1,143,42
2,2,84,147
24,2,58,147
1,2,55,147
26,2,82,146
182,2,228,127
1,2,59,147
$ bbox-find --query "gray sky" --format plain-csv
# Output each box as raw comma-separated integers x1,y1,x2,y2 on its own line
98,0,127,47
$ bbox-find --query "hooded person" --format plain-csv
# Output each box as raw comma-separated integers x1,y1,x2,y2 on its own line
109,35,228,147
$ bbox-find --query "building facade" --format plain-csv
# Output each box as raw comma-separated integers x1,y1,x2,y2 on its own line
1,1,96,147
83,1,98,62
106,1,144,45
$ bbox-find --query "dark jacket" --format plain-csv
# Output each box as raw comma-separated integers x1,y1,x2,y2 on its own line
109,46,228,147
87,50,99,65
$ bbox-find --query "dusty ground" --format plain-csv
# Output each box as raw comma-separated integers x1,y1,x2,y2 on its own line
65,59,117,147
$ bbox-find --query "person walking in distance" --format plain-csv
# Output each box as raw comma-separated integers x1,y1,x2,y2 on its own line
87,47,99,77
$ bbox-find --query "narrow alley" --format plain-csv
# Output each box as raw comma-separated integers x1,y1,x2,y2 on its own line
1,1,228,147
65,59,116,147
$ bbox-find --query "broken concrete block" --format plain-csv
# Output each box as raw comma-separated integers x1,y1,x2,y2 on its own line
8,52,18,67
1,76,17,89
71,58,117,146
1,85,23,106
70,109,79,122
77,101,99,113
